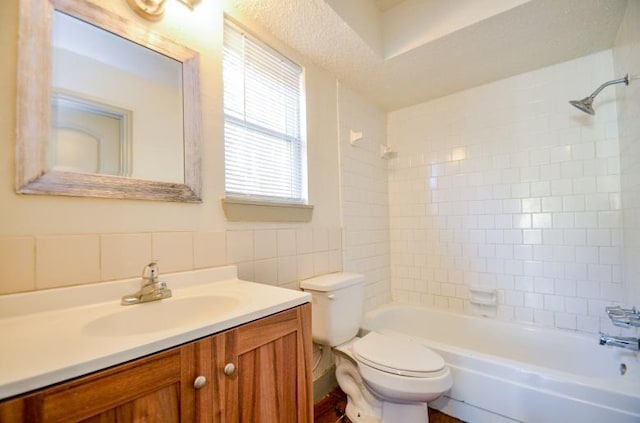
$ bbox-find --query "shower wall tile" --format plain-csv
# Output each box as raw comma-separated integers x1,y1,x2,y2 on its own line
338,84,392,310
388,50,626,334
614,0,640,312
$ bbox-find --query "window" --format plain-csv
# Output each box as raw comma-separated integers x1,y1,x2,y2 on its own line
223,22,306,206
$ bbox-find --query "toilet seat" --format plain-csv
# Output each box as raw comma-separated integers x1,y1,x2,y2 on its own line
352,332,445,378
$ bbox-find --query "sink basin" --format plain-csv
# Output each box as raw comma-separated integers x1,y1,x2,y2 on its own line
83,295,239,336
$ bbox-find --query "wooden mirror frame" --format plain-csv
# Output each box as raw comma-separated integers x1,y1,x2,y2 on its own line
16,0,202,202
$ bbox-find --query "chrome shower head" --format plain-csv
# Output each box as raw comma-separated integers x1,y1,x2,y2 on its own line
569,97,595,115
569,74,629,115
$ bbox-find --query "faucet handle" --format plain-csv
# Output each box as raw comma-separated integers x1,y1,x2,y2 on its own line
142,261,159,283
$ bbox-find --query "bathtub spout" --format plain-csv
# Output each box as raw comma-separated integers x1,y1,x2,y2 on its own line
599,333,640,351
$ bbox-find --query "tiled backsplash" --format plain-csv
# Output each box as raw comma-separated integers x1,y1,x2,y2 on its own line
0,228,342,294
387,50,626,334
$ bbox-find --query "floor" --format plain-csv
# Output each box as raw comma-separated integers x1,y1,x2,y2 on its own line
314,388,465,423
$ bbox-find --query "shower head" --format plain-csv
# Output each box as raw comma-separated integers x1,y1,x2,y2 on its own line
569,97,595,115
569,74,629,115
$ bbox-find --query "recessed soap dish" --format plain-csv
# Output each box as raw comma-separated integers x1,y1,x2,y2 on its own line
469,286,498,306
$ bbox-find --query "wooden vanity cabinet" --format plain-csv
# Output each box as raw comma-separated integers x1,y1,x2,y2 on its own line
212,303,313,423
0,304,312,423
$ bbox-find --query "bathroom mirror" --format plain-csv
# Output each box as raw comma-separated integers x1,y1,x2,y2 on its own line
16,0,202,202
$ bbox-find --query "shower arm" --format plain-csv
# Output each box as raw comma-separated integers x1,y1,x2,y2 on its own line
586,75,629,100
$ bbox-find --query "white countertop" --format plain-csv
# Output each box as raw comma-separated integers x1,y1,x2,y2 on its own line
0,266,310,400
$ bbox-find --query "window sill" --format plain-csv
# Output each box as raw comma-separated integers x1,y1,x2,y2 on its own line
221,197,314,222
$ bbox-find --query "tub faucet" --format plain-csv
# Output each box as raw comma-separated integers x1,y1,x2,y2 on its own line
121,262,172,305
605,305,640,327
599,333,640,351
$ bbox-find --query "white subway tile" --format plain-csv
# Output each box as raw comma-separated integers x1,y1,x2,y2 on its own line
511,183,531,198
522,198,541,213
577,315,600,333
541,197,563,212
564,229,587,246
595,139,619,158
550,145,572,163
565,297,587,314
513,245,532,260
532,213,552,228
588,264,612,282
572,177,596,194
534,277,554,294
555,313,576,330
531,181,551,197
523,229,542,245
561,162,583,178
596,175,620,193
575,212,598,228
551,180,573,196
534,309,555,327
587,229,611,246
562,195,586,212
554,278,577,296
533,245,553,261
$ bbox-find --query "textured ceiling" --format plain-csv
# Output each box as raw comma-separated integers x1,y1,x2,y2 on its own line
231,0,628,111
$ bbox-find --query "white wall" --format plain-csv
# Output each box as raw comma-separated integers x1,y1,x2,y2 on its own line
0,0,343,295
388,50,628,334
338,83,391,310
614,0,640,309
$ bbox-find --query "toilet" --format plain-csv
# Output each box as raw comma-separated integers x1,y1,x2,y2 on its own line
300,273,452,423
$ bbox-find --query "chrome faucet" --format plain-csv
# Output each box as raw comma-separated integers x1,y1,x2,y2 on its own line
121,262,172,305
599,333,640,351
605,305,640,328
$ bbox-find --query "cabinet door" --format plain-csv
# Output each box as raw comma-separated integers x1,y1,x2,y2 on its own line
213,304,313,423
0,343,203,423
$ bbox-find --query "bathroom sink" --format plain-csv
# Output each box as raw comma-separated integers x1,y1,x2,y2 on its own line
83,295,239,336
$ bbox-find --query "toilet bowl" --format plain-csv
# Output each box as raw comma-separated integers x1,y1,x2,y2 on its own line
334,332,452,422
300,272,452,423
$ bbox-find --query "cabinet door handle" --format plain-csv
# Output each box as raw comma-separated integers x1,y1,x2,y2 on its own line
193,375,207,389
223,363,236,376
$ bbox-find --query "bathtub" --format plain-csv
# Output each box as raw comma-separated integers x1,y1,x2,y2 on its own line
361,304,640,423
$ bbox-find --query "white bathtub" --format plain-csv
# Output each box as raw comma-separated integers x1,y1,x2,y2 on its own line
361,304,640,423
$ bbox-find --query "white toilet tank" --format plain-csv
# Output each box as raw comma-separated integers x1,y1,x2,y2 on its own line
300,272,364,347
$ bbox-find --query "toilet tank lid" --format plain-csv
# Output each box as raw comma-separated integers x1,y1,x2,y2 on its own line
300,272,364,291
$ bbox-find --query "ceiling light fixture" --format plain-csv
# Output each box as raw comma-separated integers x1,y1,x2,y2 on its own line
127,0,201,21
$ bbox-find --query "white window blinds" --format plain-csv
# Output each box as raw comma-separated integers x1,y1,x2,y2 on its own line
223,22,306,204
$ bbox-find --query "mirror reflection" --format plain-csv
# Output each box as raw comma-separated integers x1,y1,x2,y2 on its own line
50,11,185,184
